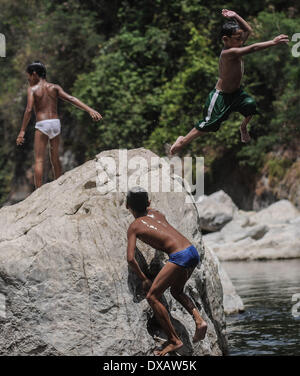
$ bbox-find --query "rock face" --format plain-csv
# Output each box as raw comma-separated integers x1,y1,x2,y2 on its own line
0,148,228,356
203,198,300,261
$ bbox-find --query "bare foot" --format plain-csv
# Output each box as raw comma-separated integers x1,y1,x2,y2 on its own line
154,340,183,356
170,136,185,155
240,126,251,143
193,321,207,343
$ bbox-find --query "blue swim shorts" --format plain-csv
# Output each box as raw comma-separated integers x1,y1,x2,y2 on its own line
168,245,200,268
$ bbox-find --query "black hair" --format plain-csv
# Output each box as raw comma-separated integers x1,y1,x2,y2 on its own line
126,187,149,213
220,21,241,38
26,61,47,78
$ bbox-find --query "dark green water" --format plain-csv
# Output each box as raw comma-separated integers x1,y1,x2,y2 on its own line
222,259,300,356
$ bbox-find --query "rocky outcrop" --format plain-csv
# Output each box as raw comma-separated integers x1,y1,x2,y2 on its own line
0,148,228,356
203,197,300,261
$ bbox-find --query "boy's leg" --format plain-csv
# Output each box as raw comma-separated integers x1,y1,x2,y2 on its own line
146,262,187,356
237,91,257,143
49,135,62,180
170,266,207,343
170,88,228,155
240,115,253,143
34,130,49,189
170,128,203,155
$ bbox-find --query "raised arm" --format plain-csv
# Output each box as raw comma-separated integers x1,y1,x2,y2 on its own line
16,87,34,145
222,9,253,42
224,34,290,58
56,85,102,121
127,224,151,290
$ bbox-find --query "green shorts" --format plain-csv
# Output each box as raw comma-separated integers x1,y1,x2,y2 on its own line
195,87,259,132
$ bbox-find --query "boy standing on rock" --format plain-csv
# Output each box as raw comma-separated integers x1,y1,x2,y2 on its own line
170,9,289,154
126,187,207,356
16,61,102,188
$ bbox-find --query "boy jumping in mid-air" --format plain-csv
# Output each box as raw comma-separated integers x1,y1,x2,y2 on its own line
170,9,289,154
16,61,102,188
126,187,207,356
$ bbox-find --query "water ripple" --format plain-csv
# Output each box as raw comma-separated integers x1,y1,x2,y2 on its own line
223,259,300,356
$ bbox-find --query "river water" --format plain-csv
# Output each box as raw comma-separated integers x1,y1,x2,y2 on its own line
222,259,300,356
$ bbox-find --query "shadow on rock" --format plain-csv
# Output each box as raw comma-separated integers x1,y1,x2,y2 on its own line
146,313,194,356
127,249,166,303
127,247,149,303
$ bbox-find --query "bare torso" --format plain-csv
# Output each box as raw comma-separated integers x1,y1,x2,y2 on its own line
132,208,191,255
31,81,59,121
215,50,244,93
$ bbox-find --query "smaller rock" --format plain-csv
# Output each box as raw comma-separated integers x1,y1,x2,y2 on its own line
203,199,300,261
220,221,269,243
196,190,238,232
250,200,299,225
220,265,245,315
0,293,6,319
206,246,244,315
290,216,300,225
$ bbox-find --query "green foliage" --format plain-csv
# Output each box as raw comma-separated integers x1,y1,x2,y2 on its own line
72,26,170,157
237,134,279,168
266,157,294,182
145,26,218,154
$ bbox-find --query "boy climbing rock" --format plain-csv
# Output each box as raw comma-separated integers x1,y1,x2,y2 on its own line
126,187,207,356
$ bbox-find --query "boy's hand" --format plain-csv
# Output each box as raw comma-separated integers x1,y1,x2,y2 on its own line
222,9,237,18
142,278,152,292
273,34,289,45
16,131,25,146
89,109,102,121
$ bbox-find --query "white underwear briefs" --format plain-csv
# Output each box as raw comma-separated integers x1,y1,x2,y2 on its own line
35,119,61,139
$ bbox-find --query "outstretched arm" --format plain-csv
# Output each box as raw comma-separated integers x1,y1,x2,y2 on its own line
222,9,253,42
16,87,34,146
127,224,152,290
224,34,289,58
56,85,102,121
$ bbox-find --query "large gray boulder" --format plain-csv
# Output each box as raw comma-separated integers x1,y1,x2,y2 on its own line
0,148,228,356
